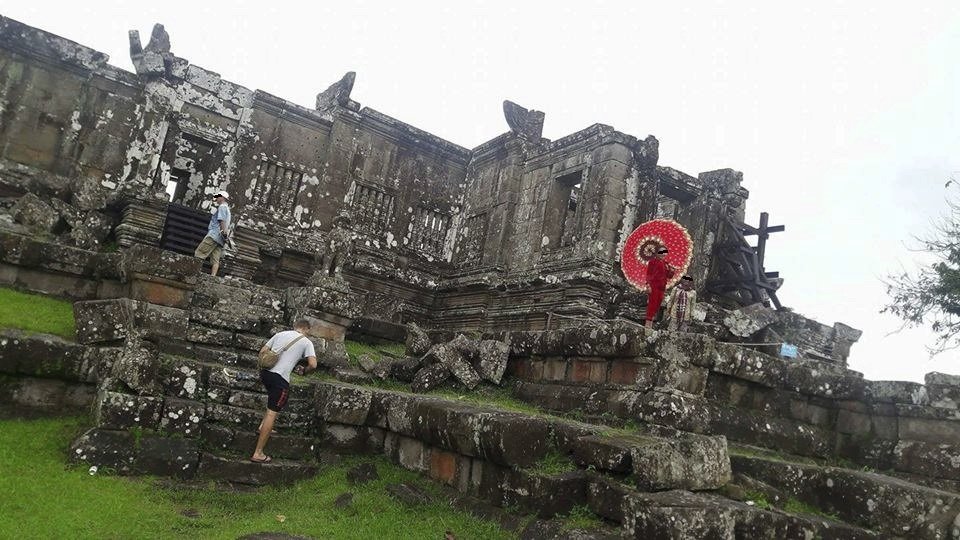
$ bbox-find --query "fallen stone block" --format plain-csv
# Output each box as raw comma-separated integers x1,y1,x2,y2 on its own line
411,363,451,393
405,322,432,356
12,192,61,234
476,339,509,384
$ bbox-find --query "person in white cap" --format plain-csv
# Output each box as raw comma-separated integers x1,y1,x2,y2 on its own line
194,190,231,276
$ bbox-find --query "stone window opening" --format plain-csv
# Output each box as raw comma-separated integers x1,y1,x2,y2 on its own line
252,159,304,215
544,169,585,250
351,150,365,178
164,167,192,203
350,183,395,235
410,207,451,259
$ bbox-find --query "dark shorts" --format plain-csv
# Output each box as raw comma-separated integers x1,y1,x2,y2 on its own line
260,369,290,412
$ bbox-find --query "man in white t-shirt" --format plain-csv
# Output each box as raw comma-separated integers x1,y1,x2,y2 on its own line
251,318,317,464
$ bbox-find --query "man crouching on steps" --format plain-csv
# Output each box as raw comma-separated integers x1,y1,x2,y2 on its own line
251,319,317,464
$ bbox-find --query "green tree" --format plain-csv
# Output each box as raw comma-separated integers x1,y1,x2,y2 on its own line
884,192,960,353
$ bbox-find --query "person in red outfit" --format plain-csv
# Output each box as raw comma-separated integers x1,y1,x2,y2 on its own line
645,246,676,329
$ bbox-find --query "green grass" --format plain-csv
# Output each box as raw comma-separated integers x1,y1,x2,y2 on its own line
0,287,75,339
0,416,513,539
783,497,840,521
343,340,406,367
526,450,578,476
744,490,772,510
558,505,606,531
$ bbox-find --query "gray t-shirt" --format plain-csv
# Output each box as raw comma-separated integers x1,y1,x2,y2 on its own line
206,203,231,246
265,330,316,383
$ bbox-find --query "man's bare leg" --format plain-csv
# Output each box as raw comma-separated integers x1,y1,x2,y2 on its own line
251,409,277,461
644,320,653,329
210,261,219,276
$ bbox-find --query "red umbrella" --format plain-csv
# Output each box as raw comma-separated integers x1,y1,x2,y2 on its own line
621,219,693,292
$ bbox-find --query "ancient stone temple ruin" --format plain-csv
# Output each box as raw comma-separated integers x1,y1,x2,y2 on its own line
1,15,959,539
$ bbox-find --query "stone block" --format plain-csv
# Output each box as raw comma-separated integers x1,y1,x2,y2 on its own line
927,384,960,410
925,372,960,387
193,275,253,306
587,476,632,523
569,435,632,474
476,339,509,384
197,453,317,486
13,192,61,234
428,448,460,485
136,303,188,340
128,279,193,310
186,324,234,347
69,428,136,473
503,469,589,518
723,303,777,338
623,490,737,540
892,440,960,481
542,358,568,382
109,338,162,395
74,298,136,344
411,363,451,392
320,424,384,454
190,302,263,333
159,397,205,438
868,380,929,405
897,414,960,444
405,322,432,356
94,391,162,430
0,330,91,381
320,385,372,425
121,244,202,286
609,359,643,385
474,412,552,468
631,434,731,492
134,436,200,478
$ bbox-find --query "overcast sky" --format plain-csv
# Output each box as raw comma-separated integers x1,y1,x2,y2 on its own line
3,1,958,382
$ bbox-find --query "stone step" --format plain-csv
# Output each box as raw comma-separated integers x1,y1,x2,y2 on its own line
201,424,317,462
589,477,879,539
196,452,318,486
730,453,960,539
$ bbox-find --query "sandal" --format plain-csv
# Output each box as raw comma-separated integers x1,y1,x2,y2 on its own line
250,455,272,464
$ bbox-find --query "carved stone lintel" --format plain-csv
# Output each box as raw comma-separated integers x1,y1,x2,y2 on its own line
316,72,359,113
503,100,545,140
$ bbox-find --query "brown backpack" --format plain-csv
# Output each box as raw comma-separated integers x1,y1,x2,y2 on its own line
257,333,306,369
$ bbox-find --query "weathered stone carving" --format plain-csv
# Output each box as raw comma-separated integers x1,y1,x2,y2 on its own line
307,212,356,285
128,24,172,76
502,100,545,140
315,71,359,114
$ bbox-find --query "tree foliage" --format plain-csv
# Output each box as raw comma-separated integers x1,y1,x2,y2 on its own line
883,196,960,353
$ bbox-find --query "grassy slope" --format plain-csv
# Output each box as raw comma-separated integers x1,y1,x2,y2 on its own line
0,417,512,539
0,288,75,339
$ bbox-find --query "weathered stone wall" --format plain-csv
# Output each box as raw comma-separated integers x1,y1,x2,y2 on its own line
0,16,772,333
499,325,960,487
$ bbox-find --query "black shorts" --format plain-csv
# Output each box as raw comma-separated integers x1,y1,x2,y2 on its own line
260,369,290,412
